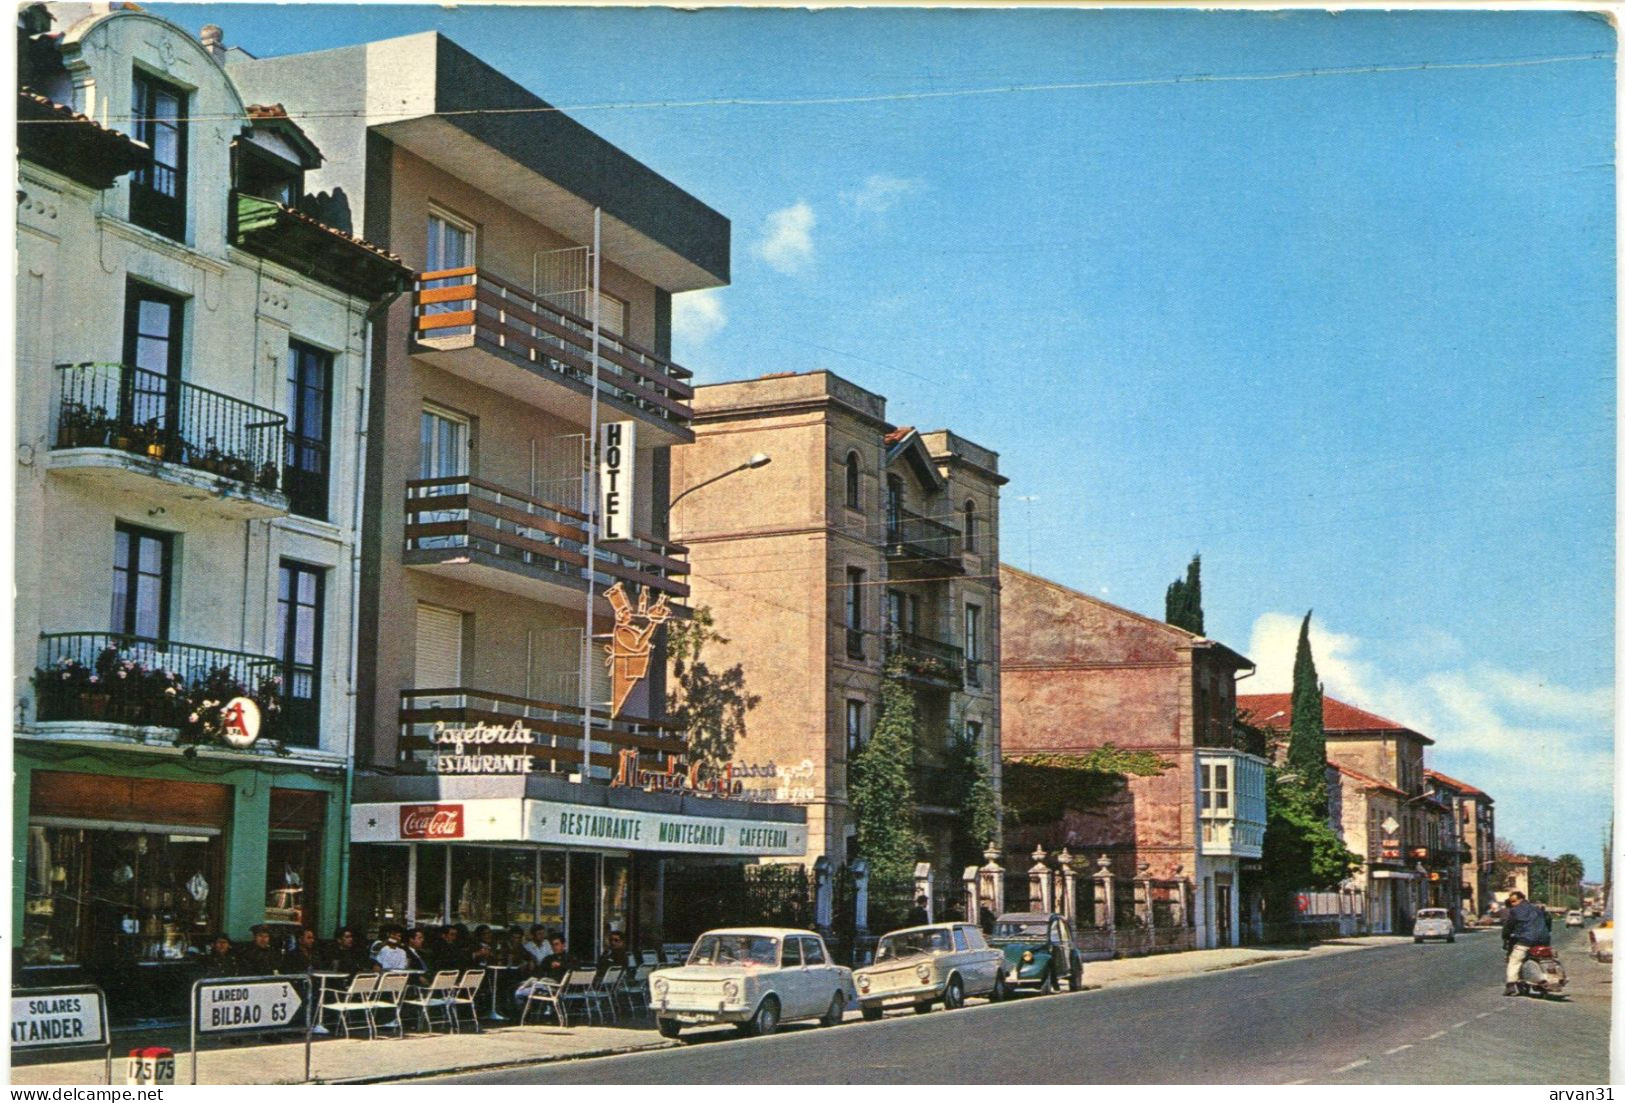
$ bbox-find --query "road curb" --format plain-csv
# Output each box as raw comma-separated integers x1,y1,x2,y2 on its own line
322,1038,681,1084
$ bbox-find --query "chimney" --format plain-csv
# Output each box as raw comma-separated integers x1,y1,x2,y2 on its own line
199,24,224,63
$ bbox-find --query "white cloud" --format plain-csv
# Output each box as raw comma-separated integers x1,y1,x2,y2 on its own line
754,201,816,275
671,288,727,346
840,174,921,215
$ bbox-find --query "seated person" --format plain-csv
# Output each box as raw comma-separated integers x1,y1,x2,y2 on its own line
514,933,571,1007
236,925,285,976
595,929,634,982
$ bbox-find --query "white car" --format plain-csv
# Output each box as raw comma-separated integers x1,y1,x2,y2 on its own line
651,928,856,1040
1413,908,1455,943
854,922,1006,1019
1565,909,1586,928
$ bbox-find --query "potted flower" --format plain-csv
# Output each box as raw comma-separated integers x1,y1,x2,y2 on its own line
223,453,255,484
200,438,224,474
256,461,279,492
142,418,168,461
30,656,91,721
57,402,110,449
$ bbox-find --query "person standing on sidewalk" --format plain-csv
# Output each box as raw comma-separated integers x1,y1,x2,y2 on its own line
1501,891,1551,995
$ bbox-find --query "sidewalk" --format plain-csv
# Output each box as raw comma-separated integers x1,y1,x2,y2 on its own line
12,936,1418,1085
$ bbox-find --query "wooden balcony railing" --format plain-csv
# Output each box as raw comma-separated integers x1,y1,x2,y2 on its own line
53,362,287,495
413,267,694,428
404,475,689,600
399,685,687,769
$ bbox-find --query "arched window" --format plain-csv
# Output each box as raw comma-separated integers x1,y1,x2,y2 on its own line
963,499,978,552
845,452,861,510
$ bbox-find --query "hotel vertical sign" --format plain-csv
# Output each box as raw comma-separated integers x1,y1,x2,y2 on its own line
600,420,635,541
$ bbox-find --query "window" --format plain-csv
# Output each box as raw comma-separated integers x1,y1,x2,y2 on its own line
285,342,332,520
846,700,865,755
781,937,801,968
965,603,983,687
801,937,826,965
112,523,172,640
963,500,977,552
593,290,627,336
845,567,865,658
1201,763,1230,812
844,452,862,510
416,407,470,549
953,927,970,951
277,561,325,747
234,142,300,205
966,720,983,747
130,70,187,239
121,281,184,437
886,476,904,538
424,209,476,329
885,589,918,636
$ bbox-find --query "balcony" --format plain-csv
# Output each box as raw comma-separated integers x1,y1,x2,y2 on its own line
398,685,686,778
1198,749,1267,859
411,268,695,446
913,762,958,814
30,632,317,748
884,508,963,576
48,363,288,519
884,628,964,690
403,476,689,610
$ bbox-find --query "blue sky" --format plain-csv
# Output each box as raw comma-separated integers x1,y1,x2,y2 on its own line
152,5,1616,876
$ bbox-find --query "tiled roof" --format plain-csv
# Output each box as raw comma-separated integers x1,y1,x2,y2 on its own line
1329,760,1407,797
19,89,141,143
269,199,405,266
1425,769,1489,800
246,103,290,119
1238,692,1429,742
884,426,914,446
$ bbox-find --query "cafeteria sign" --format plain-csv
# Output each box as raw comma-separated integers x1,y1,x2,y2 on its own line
430,720,535,775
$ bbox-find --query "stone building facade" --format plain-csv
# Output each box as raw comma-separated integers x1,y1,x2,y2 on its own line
670,371,1004,903
1000,566,1261,949
1427,769,1496,919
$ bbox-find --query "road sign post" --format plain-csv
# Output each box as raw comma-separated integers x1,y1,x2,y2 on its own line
190,975,311,1084
11,985,112,1083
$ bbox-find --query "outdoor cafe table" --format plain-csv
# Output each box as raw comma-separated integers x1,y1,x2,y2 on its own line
483,963,514,1021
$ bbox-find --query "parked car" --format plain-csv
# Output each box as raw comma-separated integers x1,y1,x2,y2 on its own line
988,912,1083,994
854,922,1005,1019
650,928,856,1040
1588,921,1612,963
1413,908,1455,943
1565,909,1586,928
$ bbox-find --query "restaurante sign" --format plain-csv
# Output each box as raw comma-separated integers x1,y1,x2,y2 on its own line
429,720,535,775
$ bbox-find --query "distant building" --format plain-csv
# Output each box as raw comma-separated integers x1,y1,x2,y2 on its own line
1001,566,1261,949
1425,769,1496,918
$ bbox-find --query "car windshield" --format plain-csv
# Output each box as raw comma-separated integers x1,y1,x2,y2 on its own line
991,920,1049,939
687,934,779,967
1417,910,1447,919
876,929,952,961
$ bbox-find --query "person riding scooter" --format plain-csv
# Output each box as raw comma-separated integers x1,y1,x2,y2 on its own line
1501,891,1550,995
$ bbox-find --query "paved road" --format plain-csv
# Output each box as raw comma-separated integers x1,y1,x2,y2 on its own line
442,927,1610,1084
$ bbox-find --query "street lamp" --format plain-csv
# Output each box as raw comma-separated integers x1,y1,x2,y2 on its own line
670,453,771,510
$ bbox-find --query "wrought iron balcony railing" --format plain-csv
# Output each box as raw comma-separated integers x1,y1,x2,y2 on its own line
32,632,317,747
412,267,694,429
884,507,962,573
53,362,288,495
884,628,964,688
404,476,689,600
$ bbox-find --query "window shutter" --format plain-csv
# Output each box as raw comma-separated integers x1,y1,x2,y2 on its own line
414,604,465,688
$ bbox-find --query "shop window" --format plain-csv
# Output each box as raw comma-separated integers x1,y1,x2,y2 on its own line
112,523,173,641
352,846,409,931
603,856,631,946
451,845,540,929
415,843,448,927
130,69,187,240
265,789,325,929
538,851,566,932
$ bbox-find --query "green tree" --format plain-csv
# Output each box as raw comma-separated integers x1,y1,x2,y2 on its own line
1284,611,1328,817
1553,853,1585,910
851,661,923,927
667,607,760,775
944,726,999,871
1164,554,1204,634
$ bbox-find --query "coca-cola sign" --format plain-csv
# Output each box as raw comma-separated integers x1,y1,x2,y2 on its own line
399,804,464,840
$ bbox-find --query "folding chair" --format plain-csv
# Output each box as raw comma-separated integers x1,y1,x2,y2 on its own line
322,973,379,1039
449,969,486,1033
517,975,565,1028
364,971,411,1039
617,962,648,1016
558,968,604,1024
594,966,624,1024
401,970,460,1033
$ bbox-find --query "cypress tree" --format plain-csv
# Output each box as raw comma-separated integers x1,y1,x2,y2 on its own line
1165,554,1204,634
1284,611,1327,815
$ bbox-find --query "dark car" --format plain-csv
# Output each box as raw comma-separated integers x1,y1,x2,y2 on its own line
988,912,1083,994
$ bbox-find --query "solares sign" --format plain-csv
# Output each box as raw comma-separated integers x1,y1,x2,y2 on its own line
11,989,106,1048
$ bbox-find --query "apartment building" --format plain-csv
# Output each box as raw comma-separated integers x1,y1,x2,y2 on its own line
15,5,408,1016
229,31,804,953
1426,769,1495,919
1001,566,1262,949
1240,693,1443,934
669,371,1004,904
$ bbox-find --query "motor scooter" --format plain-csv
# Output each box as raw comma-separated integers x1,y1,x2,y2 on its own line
1510,944,1568,998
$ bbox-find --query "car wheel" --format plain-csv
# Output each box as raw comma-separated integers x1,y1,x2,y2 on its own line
1447,935,1456,943
820,992,845,1028
860,1005,883,1022
1068,959,1082,992
1414,937,1423,944
943,976,965,1010
656,1018,682,1040
1038,969,1056,996
991,974,1008,1003
744,996,780,1037
914,1000,935,1014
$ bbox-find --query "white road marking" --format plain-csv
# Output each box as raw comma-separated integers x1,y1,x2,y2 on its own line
1450,1021,1469,1030
1334,1059,1369,1073
1384,1044,1414,1055
1425,1030,1449,1040
1284,1079,1312,1085
1475,1012,1492,1019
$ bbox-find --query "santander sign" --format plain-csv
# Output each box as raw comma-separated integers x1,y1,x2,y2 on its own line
399,804,464,840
